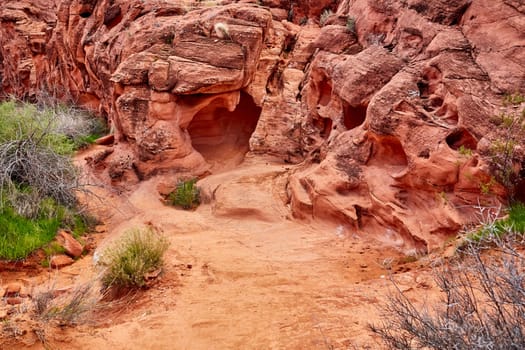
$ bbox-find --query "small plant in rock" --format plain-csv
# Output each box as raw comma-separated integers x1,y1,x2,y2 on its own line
320,9,333,26
479,177,496,195
457,144,472,157
99,228,169,290
168,179,200,210
346,17,356,33
214,22,230,40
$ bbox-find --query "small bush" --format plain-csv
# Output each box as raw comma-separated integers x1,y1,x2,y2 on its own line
0,99,101,210
99,228,169,289
487,95,525,197
458,145,472,157
0,100,104,155
168,179,200,210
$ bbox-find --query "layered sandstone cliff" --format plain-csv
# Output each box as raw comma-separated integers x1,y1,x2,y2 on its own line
1,0,524,252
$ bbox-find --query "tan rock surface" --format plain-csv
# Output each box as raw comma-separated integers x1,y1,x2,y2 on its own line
3,283,22,297
50,254,75,269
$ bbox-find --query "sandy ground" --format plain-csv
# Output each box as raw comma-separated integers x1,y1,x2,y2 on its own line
1,154,441,349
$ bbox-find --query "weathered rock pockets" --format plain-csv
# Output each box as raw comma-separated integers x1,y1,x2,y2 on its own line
1,0,524,253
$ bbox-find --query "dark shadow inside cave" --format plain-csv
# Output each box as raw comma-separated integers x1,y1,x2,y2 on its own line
343,102,367,130
446,128,477,151
187,92,261,173
313,117,333,139
317,78,332,107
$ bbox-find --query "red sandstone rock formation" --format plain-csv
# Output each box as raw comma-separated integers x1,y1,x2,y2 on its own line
1,0,524,252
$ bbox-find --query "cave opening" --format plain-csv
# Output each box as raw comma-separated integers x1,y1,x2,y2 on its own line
367,135,409,168
343,102,367,130
187,92,261,172
313,117,333,139
446,128,477,151
318,78,332,107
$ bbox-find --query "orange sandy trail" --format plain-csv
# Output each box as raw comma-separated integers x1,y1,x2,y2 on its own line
40,157,434,349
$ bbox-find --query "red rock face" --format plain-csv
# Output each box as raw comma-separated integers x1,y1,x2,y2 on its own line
1,0,524,252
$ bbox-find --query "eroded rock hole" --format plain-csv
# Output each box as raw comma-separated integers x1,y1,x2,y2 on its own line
318,78,332,107
446,128,477,151
343,103,367,130
188,92,261,171
80,11,92,18
104,5,122,28
417,80,429,98
368,135,409,167
313,117,333,139
429,96,444,108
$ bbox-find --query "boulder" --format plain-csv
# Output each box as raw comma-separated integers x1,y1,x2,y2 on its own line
56,230,83,258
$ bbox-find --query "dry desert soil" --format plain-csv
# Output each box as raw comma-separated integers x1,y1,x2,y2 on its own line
1,150,442,350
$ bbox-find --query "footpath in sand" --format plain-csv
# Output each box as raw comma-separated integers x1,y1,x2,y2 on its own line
2,156,438,349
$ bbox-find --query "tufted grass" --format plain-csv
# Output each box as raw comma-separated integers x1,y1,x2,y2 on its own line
168,179,200,210
99,228,169,289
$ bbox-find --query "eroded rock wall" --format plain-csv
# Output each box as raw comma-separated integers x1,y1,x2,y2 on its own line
1,0,524,252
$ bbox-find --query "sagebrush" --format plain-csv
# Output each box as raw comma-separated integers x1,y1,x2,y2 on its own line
371,215,525,349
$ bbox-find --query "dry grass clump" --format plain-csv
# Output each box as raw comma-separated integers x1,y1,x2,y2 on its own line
33,282,100,327
98,228,169,290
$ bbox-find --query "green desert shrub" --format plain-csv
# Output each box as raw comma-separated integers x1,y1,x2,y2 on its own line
0,99,102,260
99,228,169,289
0,195,88,260
0,99,104,155
0,204,62,260
168,178,200,210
